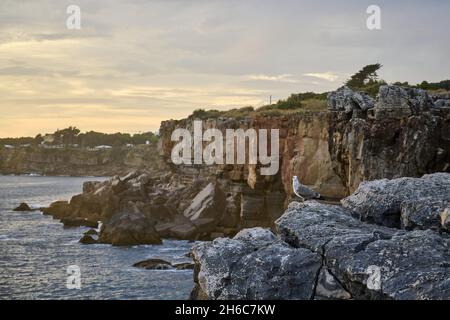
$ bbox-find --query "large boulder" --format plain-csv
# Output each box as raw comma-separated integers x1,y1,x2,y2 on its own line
191,228,322,300
341,173,450,228
98,212,162,246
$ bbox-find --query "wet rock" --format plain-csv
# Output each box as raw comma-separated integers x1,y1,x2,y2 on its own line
341,173,450,228
173,262,195,270
13,203,32,211
84,229,98,236
133,259,173,270
79,234,97,244
98,212,162,246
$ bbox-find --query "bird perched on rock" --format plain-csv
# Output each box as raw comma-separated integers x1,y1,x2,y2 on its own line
292,176,321,201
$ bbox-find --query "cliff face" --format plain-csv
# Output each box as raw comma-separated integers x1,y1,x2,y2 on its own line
0,144,164,176
157,112,346,230
159,112,346,198
328,85,450,194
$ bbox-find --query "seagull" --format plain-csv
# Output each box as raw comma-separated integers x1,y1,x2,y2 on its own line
292,176,321,201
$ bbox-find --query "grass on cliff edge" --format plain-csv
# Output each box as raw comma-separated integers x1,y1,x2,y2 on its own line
190,93,328,120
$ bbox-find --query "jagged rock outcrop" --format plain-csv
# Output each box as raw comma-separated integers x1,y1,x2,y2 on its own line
327,86,375,112
42,169,245,243
191,173,450,300
191,228,322,300
342,173,450,228
328,85,450,194
98,211,161,246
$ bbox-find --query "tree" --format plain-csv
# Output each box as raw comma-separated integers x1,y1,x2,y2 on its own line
54,126,81,145
346,63,382,89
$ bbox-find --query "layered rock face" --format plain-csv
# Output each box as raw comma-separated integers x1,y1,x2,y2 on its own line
0,144,160,176
191,173,450,300
328,85,450,194
159,113,346,214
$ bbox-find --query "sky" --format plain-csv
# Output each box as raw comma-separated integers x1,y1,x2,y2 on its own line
0,0,449,137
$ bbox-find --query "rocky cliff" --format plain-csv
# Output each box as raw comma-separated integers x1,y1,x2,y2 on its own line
0,144,161,177
328,85,450,194
38,84,450,248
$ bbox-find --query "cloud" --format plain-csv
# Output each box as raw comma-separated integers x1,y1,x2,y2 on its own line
0,0,450,137
245,74,298,83
304,72,339,82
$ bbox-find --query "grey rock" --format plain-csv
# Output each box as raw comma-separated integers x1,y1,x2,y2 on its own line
328,86,449,195
327,86,375,113
341,173,450,228
276,201,450,300
401,198,450,231
192,198,450,300
191,228,322,300
376,85,434,114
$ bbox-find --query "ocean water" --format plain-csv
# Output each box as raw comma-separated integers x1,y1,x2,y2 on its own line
0,175,195,300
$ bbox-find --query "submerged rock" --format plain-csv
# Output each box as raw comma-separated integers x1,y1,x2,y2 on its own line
13,203,32,212
79,234,97,244
133,259,173,270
